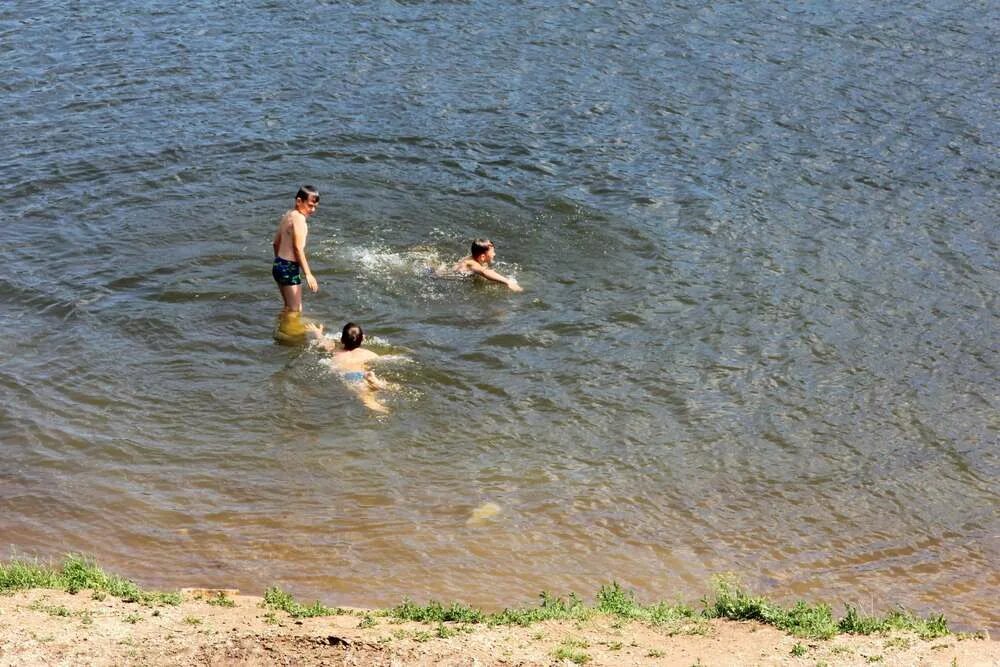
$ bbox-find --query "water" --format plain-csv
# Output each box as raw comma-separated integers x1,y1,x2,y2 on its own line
2,0,997,631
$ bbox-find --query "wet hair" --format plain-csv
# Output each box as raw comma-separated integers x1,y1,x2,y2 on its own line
341,322,364,350
470,238,494,257
296,185,320,203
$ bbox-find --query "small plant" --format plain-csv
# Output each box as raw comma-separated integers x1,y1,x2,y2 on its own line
124,613,142,624
646,649,665,657
358,615,377,629
865,655,884,663
884,636,911,650
207,592,235,608
607,641,623,650
553,645,591,664
183,615,202,625
263,587,342,618
391,599,486,624
263,611,278,625
435,623,459,638
412,630,432,642
0,555,179,606
791,642,808,656
29,602,71,617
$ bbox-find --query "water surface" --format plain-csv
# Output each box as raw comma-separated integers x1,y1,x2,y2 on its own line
1,0,997,631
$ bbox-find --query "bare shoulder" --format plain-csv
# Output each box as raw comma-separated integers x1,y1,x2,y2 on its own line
277,209,298,231
453,257,479,274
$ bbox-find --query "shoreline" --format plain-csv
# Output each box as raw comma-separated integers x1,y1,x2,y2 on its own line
1,557,996,666
3,588,996,666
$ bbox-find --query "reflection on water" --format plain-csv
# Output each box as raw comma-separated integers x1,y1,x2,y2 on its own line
273,311,313,346
1,0,997,633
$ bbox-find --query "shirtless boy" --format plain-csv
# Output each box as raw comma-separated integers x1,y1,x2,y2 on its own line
306,322,391,413
272,185,320,312
453,238,523,291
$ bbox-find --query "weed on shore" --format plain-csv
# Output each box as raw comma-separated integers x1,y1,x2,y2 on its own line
0,555,179,606
3,556,957,643
262,587,346,618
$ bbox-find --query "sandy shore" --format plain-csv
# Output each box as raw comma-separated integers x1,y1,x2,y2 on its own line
1,587,996,666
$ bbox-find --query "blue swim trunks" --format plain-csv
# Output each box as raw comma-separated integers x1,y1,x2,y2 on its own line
272,256,301,286
342,371,366,384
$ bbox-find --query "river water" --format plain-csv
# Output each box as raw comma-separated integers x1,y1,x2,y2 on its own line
2,0,997,631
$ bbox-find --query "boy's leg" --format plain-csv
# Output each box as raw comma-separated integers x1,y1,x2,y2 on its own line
358,388,389,413
279,284,303,312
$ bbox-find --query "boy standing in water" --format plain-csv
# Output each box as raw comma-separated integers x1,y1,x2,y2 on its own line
272,185,320,312
452,238,523,291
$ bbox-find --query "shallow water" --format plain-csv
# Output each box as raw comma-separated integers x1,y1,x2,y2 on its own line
2,1,997,631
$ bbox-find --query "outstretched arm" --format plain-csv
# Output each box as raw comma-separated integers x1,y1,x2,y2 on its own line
305,323,337,352
468,263,523,291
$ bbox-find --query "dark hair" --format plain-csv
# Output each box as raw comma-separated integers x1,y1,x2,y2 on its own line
341,322,364,350
470,238,493,257
296,185,320,203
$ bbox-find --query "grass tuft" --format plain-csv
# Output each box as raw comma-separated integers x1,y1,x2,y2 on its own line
596,582,697,626
492,592,591,626
206,592,236,608
839,605,949,640
262,587,344,618
391,599,487,624
0,555,179,606
705,577,950,640
703,575,837,639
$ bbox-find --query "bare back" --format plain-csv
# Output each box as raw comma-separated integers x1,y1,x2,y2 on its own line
329,348,379,373
273,209,306,261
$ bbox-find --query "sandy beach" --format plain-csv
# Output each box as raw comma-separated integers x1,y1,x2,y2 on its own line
1,586,996,666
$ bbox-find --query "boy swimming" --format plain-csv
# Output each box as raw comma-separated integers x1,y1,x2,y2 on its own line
451,238,523,291
272,185,320,312
306,322,392,413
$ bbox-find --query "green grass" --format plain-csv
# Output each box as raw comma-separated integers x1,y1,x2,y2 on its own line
1,557,955,643
262,587,345,618
553,640,592,664
703,576,838,638
703,576,951,640
595,582,708,635
29,602,71,617
0,555,180,606
206,592,236,608
839,605,949,640
390,599,487,624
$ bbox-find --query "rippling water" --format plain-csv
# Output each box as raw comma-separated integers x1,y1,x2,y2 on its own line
2,0,997,631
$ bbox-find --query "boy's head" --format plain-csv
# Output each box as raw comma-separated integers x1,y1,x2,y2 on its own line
295,185,320,216
341,322,364,350
470,238,496,263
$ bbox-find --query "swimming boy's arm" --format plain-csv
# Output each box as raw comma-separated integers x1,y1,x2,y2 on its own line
467,262,523,291
292,215,318,292
304,323,337,351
